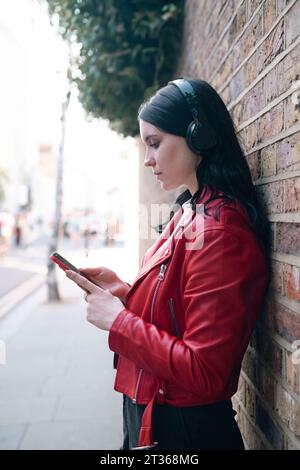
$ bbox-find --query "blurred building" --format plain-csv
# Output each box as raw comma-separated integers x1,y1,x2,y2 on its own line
34,144,56,219
0,1,139,273
0,20,33,213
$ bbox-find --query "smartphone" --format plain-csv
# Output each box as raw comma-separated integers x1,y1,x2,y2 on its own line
49,251,100,289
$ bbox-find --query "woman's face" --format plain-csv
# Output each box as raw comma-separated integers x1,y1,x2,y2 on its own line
139,119,201,195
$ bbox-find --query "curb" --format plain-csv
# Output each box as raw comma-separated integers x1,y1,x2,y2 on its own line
0,274,46,320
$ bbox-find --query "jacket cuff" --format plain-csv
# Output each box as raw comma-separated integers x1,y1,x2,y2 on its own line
108,308,130,353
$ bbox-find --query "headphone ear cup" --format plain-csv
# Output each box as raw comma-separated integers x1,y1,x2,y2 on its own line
186,120,217,153
186,121,203,154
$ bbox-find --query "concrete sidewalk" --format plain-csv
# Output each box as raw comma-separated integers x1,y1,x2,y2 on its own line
0,246,138,450
0,242,47,320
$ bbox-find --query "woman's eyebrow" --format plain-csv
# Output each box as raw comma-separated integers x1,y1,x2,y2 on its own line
144,134,159,143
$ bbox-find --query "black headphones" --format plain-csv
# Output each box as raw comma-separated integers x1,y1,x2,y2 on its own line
168,78,217,154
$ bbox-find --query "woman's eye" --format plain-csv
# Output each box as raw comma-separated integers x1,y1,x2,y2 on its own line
150,143,159,149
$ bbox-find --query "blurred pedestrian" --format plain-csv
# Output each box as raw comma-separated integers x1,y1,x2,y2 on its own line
0,210,14,255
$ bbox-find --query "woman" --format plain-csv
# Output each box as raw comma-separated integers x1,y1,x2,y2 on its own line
66,77,270,450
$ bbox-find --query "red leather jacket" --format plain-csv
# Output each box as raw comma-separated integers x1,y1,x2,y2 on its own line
108,187,269,448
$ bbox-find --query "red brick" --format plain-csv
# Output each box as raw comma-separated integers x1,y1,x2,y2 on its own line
257,20,284,74
276,222,300,255
284,177,300,212
245,381,256,418
257,364,275,409
242,12,264,62
256,325,284,378
235,410,246,444
285,0,300,47
238,410,268,449
285,349,300,395
285,95,300,129
236,0,247,28
246,0,264,27
243,81,265,121
231,101,243,125
277,44,300,95
235,375,246,405
267,340,284,380
237,127,246,148
232,42,242,70
214,57,233,91
213,0,235,42
274,382,300,435
245,51,258,87
245,121,259,151
206,3,234,70
201,0,214,33
258,102,284,142
261,143,276,177
221,88,230,107
260,295,274,331
214,36,231,73
203,2,219,39
270,260,283,293
258,180,285,213
265,67,277,104
276,134,300,173
246,150,261,181
263,0,277,33
242,348,257,383
255,396,285,448
272,300,300,342
242,413,267,449
283,264,300,302
277,0,287,15
229,68,246,101
270,222,276,251
228,1,247,44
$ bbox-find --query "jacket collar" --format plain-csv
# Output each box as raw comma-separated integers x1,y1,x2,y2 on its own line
131,207,183,285
127,187,218,293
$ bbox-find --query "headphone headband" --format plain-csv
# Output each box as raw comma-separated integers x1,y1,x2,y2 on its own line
170,78,199,123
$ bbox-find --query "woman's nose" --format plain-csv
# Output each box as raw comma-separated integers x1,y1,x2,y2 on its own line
144,153,155,167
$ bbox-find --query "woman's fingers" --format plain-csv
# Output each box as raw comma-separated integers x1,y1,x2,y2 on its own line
65,270,102,294
79,267,103,275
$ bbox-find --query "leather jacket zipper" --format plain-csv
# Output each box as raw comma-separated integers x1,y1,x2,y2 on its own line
167,297,180,337
132,262,168,404
132,369,143,404
150,263,167,323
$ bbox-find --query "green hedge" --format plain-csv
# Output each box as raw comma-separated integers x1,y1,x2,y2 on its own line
46,0,184,136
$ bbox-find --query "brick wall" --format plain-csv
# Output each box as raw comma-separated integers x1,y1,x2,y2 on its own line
174,0,300,449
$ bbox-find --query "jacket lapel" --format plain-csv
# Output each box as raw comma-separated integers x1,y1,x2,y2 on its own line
128,207,184,289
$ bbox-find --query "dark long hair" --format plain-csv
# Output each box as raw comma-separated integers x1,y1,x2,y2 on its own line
138,77,271,265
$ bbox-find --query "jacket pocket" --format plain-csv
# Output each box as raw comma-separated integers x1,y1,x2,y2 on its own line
167,297,180,337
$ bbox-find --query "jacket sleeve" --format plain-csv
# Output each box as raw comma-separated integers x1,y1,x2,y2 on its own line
108,228,267,400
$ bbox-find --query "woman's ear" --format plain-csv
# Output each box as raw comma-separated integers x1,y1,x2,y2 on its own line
195,154,203,168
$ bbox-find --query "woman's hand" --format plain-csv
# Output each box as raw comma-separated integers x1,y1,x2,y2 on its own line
65,270,125,331
78,266,130,303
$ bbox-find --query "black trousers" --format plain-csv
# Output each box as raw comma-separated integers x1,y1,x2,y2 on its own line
121,394,245,450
